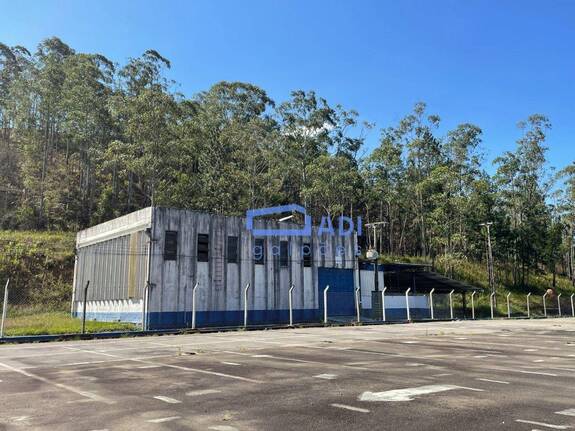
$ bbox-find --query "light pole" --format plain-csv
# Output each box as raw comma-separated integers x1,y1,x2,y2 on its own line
479,222,495,297
365,221,387,292
366,221,386,321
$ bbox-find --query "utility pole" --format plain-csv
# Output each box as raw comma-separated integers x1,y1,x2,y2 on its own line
365,221,387,292
480,222,495,296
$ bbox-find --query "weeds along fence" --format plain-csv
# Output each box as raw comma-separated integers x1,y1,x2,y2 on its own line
0,278,139,337
0,277,574,338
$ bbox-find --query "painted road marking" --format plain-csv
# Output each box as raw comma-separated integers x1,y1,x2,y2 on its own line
331,403,370,413
525,349,538,352
61,346,263,384
0,361,114,404
556,409,575,417
147,417,181,423
477,378,509,384
314,374,337,380
515,419,570,429
153,396,182,404
221,362,241,366
431,373,453,377
186,389,222,397
208,426,239,431
533,359,545,363
359,385,483,402
489,367,558,377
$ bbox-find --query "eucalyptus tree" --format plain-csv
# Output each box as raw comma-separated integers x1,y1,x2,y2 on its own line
494,115,552,287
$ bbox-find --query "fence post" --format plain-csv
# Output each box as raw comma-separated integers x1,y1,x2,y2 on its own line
571,293,574,318
381,287,387,322
449,289,455,320
323,285,330,324
543,291,548,318
243,283,250,328
429,288,435,320
490,292,495,320
506,292,511,318
288,284,295,326
405,288,411,321
527,293,531,318
191,282,198,330
557,293,562,317
81,280,90,334
355,287,361,323
0,279,9,338
471,291,476,320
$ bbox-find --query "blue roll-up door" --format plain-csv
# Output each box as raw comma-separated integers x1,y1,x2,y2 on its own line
318,268,355,316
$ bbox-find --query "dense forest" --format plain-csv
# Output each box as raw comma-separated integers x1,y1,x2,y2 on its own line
1,37,574,290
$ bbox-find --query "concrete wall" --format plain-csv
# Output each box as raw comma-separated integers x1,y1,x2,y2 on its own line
147,208,357,329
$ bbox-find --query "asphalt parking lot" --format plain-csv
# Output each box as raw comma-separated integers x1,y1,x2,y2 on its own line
1,319,575,431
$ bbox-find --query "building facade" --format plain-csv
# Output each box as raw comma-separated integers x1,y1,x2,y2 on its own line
73,207,364,329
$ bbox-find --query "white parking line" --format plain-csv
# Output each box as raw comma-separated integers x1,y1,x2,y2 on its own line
147,416,181,423
491,368,559,377
476,378,509,385
153,396,182,404
186,389,222,397
0,361,114,404
331,403,370,413
314,374,337,380
515,419,570,429
62,347,263,384
209,426,239,431
221,362,241,366
556,409,575,417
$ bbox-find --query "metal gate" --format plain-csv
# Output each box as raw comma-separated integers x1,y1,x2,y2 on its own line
318,268,355,316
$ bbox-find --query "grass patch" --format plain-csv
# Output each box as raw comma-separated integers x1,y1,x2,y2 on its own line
3,311,138,336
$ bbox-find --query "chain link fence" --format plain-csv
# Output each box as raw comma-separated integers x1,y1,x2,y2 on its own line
1,275,574,338
0,278,140,337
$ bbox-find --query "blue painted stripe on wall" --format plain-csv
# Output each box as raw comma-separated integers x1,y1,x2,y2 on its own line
148,309,321,329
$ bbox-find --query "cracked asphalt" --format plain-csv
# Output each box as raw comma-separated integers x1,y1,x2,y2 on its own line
1,319,575,430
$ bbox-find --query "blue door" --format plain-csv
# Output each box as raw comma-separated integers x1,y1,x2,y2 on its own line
318,268,355,316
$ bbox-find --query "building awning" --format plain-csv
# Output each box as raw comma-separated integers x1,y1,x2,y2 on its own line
359,261,482,294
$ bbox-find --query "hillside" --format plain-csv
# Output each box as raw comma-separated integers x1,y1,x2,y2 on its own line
0,231,573,326
0,230,76,310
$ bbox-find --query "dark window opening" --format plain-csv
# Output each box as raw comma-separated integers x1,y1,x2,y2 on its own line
164,231,178,261
303,243,312,267
280,241,289,267
197,233,209,262
254,238,265,264
227,236,239,263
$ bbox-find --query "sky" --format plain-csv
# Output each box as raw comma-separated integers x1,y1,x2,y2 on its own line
2,0,574,176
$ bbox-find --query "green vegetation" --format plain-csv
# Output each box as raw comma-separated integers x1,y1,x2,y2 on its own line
3,310,136,336
0,37,574,330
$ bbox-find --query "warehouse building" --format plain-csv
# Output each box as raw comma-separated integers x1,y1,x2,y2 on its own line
72,206,476,329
